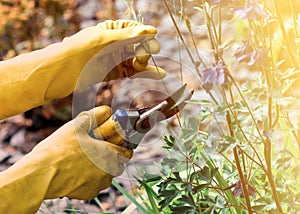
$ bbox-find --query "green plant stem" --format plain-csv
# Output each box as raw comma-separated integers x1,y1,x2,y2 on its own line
112,179,148,214
228,74,283,213
228,73,265,143
218,4,222,44
238,146,264,171
271,103,279,128
163,0,221,105
93,197,103,210
264,137,283,213
185,16,207,69
221,84,265,167
226,113,253,214
268,96,272,129
203,5,218,62
272,0,297,68
138,180,160,214
162,0,202,77
176,141,241,212
202,154,244,213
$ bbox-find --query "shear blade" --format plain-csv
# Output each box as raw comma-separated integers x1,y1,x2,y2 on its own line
137,84,193,125
163,84,187,111
162,86,194,120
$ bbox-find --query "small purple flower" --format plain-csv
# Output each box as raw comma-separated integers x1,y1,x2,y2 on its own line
203,60,228,87
235,41,268,66
234,40,253,64
232,180,256,198
233,1,267,20
248,47,267,66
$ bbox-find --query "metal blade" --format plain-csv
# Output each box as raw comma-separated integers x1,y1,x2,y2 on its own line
162,84,188,112
136,84,193,130
162,89,194,119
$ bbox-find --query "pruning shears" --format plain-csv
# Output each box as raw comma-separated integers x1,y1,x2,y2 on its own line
94,84,194,149
114,84,194,148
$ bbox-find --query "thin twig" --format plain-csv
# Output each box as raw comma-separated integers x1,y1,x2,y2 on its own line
228,73,265,143
162,0,202,77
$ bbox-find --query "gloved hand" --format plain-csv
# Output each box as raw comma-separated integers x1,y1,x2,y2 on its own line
0,20,166,119
0,105,132,213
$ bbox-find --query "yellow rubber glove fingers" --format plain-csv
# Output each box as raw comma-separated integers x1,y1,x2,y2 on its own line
97,19,141,29
131,64,167,79
66,20,158,50
0,20,164,119
46,106,132,199
120,37,165,78
77,106,133,160
0,105,133,214
92,105,112,126
104,44,166,80
95,20,166,81
87,105,125,147
45,21,160,98
94,117,125,146
134,38,160,64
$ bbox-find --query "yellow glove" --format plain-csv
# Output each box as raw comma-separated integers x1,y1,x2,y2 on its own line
0,20,166,119
0,105,132,213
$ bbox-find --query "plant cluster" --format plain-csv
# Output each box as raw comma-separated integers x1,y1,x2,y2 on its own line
131,0,300,213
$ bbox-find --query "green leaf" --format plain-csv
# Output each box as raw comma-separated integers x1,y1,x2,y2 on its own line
178,192,196,207
190,166,215,183
192,183,210,193
178,196,194,206
112,180,148,214
278,118,298,161
219,136,238,153
201,154,243,214
180,128,198,140
198,166,212,182
158,190,179,209
214,103,228,115
181,183,193,193
138,179,160,214
159,189,178,197
210,167,218,178
161,158,178,169
173,171,183,182
164,135,176,148
215,196,225,208
170,205,195,214
187,117,200,130
143,173,162,182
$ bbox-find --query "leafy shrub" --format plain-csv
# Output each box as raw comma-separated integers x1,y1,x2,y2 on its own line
132,0,300,213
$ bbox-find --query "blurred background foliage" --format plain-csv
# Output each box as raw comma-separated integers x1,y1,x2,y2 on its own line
0,0,81,60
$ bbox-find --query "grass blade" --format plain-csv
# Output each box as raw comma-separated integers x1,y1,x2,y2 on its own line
112,179,148,214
